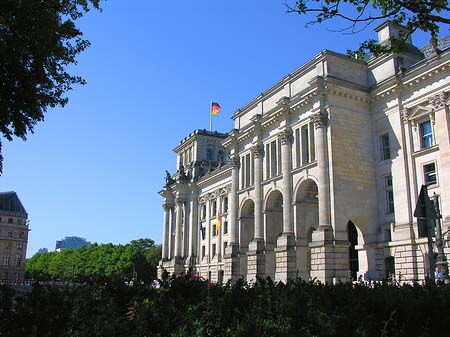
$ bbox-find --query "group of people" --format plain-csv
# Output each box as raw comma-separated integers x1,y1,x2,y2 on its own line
435,266,444,282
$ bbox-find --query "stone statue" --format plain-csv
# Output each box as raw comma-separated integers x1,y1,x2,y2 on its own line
165,170,174,186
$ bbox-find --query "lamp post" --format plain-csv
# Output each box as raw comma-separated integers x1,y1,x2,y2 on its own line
432,193,449,283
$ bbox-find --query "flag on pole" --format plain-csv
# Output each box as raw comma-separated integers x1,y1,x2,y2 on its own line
216,213,221,236
211,102,221,115
200,222,205,240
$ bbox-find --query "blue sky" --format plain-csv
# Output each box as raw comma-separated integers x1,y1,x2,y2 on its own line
1,1,435,256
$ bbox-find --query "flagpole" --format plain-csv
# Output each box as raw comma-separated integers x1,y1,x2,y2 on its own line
209,100,212,131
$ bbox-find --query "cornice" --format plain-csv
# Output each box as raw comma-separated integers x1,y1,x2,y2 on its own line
372,50,450,101
196,165,232,189
232,50,339,120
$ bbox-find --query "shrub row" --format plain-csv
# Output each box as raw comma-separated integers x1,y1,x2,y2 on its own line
1,276,449,337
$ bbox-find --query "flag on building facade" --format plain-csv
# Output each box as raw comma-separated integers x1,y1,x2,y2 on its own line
200,222,205,240
211,102,220,115
216,213,221,236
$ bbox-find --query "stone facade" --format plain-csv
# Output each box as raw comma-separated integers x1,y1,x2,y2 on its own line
0,192,29,283
159,22,450,283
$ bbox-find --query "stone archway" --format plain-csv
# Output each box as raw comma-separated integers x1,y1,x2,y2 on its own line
239,199,255,278
295,179,319,280
264,190,283,279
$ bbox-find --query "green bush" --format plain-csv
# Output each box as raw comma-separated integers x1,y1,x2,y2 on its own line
1,277,450,337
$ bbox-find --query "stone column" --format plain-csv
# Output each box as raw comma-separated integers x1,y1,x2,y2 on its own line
168,207,174,259
247,144,265,280
311,111,331,229
224,155,241,282
309,110,341,283
162,204,170,260
275,128,296,282
186,191,198,269
174,198,184,258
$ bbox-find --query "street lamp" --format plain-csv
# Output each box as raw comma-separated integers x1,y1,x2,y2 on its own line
432,193,449,283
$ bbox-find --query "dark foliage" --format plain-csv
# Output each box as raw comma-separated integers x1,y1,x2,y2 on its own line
0,0,101,173
2,276,450,337
285,0,450,56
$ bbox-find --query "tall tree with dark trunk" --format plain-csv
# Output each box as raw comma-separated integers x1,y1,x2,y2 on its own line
0,0,101,173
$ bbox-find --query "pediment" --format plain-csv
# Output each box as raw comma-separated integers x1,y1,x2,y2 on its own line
408,105,433,121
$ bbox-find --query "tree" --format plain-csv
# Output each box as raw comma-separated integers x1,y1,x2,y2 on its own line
25,238,162,284
285,0,450,55
0,0,101,173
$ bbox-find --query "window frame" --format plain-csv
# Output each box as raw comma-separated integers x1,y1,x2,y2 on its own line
423,161,438,186
380,133,391,161
384,175,395,215
420,120,434,149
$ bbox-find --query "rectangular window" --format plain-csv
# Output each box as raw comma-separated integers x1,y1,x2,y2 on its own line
310,122,316,162
6,242,11,249
385,175,394,214
212,224,217,237
223,242,228,253
223,221,228,234
15,255,21,267
424,162,437,186
8,231,12,238
270,140,277,177
212,244,216,257
380,133,391,160
277,139,282,173
420,121,433,148
295,128,301,167
3,254,9,266
240,156,245,188
301,125,309,165
201,204,206,220
211,201,217,217
223,197,228,213
8,218,13,224
245,153,251,187
202,246,206,258
265,143,270,179
17,242,23,250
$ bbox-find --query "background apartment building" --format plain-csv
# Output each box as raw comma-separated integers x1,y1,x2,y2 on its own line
0,192,28,283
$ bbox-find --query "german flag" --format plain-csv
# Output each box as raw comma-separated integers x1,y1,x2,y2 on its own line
211,102,220,115
216,213,221,236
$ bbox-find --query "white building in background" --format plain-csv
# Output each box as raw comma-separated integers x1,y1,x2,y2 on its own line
159,22,450,283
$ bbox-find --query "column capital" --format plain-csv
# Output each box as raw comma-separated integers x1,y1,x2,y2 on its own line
250,144,264,158
312,111,329,129
278,129,293,145
229,155,241,169
429,91,447,110
175,197,185,206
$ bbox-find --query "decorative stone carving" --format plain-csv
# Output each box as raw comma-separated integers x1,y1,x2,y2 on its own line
311,111,329,129
278,129,293,145
429,92,447,110
175,197,185,206
250,144,264,158
229,155,240,169
401,108,410,124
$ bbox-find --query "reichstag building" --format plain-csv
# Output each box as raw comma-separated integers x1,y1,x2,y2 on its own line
159,22,450,283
